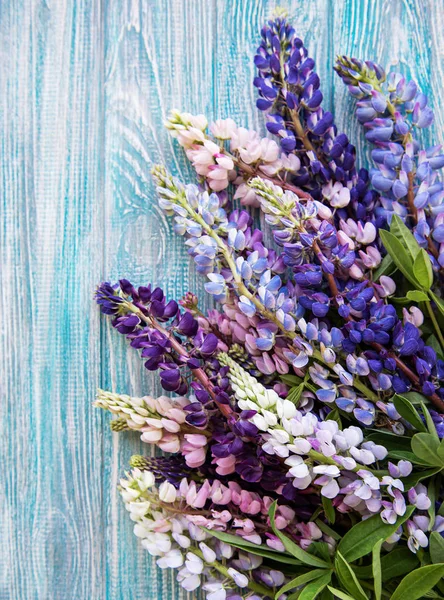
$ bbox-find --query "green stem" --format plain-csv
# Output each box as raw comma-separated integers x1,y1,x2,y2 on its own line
426,299,444,350
191,548,272,597
308,450,387,476
173,187,380,403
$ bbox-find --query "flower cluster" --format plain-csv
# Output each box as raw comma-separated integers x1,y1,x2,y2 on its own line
95,12,444,600
335,55,444,269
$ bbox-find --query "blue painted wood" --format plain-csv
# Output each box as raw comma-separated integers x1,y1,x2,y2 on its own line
1,1,444,598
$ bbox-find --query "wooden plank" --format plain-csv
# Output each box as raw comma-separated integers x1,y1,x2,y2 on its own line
0,0,105,598
102,1,217,598
214,0,334,131
332,0,444,170
3,0,444,598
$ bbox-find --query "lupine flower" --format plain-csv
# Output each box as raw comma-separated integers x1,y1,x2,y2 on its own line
335,55,444,268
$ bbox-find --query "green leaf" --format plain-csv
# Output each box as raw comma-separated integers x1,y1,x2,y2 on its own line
411,433,443,466
391,296,411,305
287,383,304,406
372,540,383,600
326,587,355,600
338,506,415,562
352,547,419,581
393,394,427,432
413,249,434,290
406,289,429,302
269,502,330,568
335,552,368,600
430,291,444,319
325,408,342,428
322,496,336,525
438,440,444,462
365,431,412,451
374,253,396,280
390,214,421,260
380,547,420,581
201,528,301,565
315,519,342,541
380,229,419,286
299,573,332,600
403,391,430,404
389,564,444,600
280,374,304,386
421,402,439,441
387,450,430,465
427,335,444,360
275,570,328,599
430,532,444,564
401,467,443,488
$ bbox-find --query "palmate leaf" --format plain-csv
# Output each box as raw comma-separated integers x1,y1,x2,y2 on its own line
372,540,383,600
430,532,444,564
326,587,355,600
389,564,444,600
373,252,396,280
392,394,427,432
274,569,328,599
379,229,419,287
298,572,332,600
421,401,440,440
389,214,422,260
201,527,302,565
335,552,367,600
411,432,443,466
413,248,433,290
337,506,415,562
352,546,419,581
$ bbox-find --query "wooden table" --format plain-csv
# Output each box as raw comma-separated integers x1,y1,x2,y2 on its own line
2,0,444,598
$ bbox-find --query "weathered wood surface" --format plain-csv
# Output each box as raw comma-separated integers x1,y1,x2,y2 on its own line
1,1,443,598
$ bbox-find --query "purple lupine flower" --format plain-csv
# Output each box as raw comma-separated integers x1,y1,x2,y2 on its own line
253,15,382,228
335,55,444,268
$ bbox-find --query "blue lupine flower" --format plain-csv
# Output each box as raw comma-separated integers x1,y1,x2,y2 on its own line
335,55,444,267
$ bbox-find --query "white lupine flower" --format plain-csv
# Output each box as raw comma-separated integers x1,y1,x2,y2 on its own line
227,568,249,588
287,438,312,455
334,425,363,450
262,439,290,458
361,441,388,460
199,542,216,564
315,429,337,457
159,481,177,503
350,447,377,465
210,118,237,139
127,500,151,519
177,568,201,592
203,582,227,600
185,552,204,574
230,127,259,151
172,532,191,549
313,465,340,477
276,398,297,419
270,428,291,444
379,275,396,297
320,478,340,499
142,533,172,556
281,153,301,172
218,541,234,559
156,548,184,569
335,455,357,470
337,230,355,249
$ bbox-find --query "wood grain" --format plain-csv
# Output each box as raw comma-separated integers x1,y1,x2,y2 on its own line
1,1,443,598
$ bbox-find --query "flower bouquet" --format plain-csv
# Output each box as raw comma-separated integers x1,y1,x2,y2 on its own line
94,12,444,600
